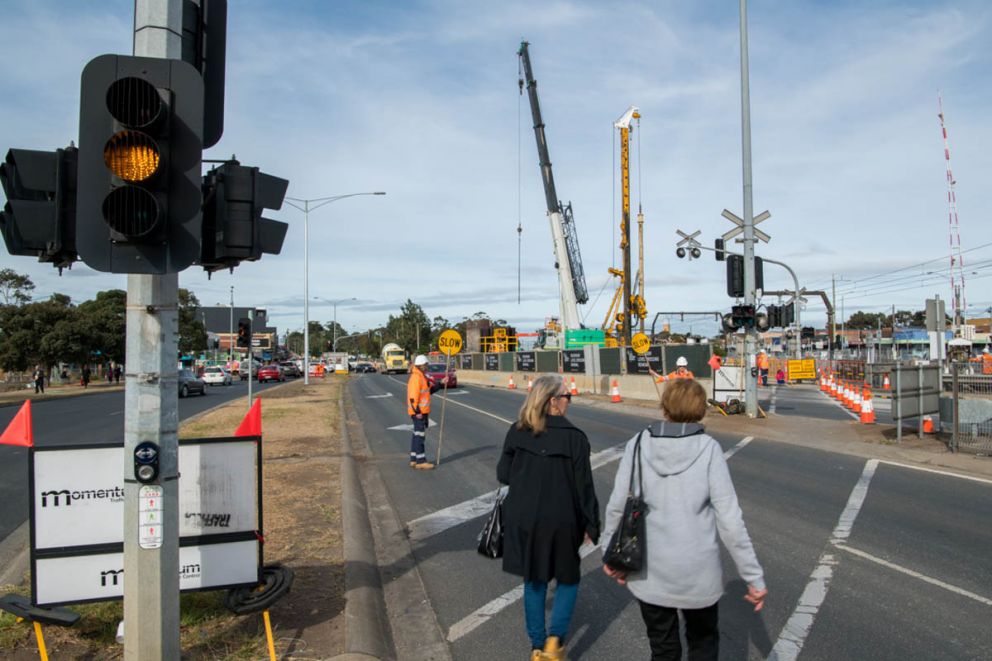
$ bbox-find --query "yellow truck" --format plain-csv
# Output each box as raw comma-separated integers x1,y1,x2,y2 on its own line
381,343,410,374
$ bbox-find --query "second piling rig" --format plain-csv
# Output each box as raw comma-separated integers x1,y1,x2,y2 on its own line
518,41,589,335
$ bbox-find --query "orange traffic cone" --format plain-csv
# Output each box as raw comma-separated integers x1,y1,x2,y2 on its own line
507,375,516,390
860,385,875,424
852,385,862,414
570,377,579,396
830,378,837,399
527,376,533,392
922,416,935,433
610,379,622,403
883,373,891,390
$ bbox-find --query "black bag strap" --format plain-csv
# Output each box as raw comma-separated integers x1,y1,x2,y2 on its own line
628,431,645,498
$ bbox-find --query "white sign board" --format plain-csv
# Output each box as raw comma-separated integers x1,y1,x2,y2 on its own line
713,366,744,403
34,539,259,606
32,440,258,550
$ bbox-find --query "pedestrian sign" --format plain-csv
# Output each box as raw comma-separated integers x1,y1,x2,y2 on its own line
631,332,651,355
439,329,463,356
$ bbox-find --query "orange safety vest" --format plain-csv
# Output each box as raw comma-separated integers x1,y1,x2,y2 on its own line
655,368,694,383
757,354,770,370
407,368,431,415
983,354,992,375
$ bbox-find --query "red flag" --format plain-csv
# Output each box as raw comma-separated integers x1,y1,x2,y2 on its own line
235,398,262,437
0,400,33,447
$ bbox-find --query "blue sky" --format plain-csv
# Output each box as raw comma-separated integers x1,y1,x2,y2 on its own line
2,0,991,338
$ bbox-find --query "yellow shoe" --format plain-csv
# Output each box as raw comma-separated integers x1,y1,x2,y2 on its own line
530,650,542,661
413,462,435,470
542,636,566,660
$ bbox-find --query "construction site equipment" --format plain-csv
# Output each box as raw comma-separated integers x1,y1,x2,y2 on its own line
481,328,518,353
938,94,967,327
518,41,588,334
381,342,409,374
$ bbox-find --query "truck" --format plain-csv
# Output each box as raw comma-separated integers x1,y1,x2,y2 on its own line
381,343,409,374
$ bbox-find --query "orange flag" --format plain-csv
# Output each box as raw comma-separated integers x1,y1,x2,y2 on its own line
0,400,33,447
234,398,262,437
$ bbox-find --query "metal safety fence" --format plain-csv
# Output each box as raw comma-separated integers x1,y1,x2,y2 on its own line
947,363,992,454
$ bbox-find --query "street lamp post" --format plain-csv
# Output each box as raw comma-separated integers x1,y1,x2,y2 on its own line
229,286,234,363
313,296,357,352
284,192,385,384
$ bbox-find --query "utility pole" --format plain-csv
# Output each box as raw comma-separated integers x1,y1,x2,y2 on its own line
229,285,234,362
123,1,182,658
739,0,758,417
831,274,837,361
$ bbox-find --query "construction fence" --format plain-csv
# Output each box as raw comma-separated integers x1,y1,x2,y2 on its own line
456,344,714,378
947,363,992,454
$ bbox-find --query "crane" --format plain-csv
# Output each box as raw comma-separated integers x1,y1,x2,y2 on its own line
518,41,588,343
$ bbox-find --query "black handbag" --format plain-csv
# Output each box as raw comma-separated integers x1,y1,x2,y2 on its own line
477,487,506,559
603,432,647,572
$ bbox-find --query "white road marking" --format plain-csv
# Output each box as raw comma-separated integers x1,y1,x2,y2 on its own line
769,387,778,415
442,435,757,642
366,393,393,399
818,389,859,421
832,543,992,607
768,459,878,661
387,419,436,431
877,460,992,486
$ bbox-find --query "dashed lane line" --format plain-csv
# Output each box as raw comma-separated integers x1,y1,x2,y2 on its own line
833,542,992,607
767,459,878,661
443,435,757,642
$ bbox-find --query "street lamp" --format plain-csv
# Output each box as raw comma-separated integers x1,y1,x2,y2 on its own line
284,191,385,384
314,296,357,352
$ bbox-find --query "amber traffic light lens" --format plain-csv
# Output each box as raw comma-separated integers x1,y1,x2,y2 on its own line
103,131,161,182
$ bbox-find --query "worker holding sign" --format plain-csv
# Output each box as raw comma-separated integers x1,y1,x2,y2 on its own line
435,329,462,466
650,356,694,383
408,355,436,470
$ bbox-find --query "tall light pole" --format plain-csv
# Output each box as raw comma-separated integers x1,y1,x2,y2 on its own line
284,192,385,384
314,296,357,351
229,285,234,363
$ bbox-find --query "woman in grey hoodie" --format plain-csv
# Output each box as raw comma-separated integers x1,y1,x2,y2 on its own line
601,379,767,660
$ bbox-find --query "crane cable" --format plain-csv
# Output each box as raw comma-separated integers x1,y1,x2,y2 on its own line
517,56,524,305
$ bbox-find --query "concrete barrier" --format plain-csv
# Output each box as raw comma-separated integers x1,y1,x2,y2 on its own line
455,370,713,403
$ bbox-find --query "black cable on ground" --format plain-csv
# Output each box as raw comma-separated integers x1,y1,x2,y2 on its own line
224,563,295,615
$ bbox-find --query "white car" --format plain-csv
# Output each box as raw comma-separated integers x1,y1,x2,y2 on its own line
202,366,232,386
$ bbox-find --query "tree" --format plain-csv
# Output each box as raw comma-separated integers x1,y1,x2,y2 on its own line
177,289,207,356
845,311,889,330
78,289,126,364
0,294,75,372
0,269,34,305
385,300,431,355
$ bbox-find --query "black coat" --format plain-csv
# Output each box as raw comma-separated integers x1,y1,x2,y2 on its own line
497,416,600,584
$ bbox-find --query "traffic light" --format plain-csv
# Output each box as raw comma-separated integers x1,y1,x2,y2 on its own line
76,55,204,274
731,304,756,330
801,326,815,340
199,161,289,272
782,303,795,327
726,255,764,298
714,238,725,261
767,305,782,328
0,146,78,270
237,318,251,348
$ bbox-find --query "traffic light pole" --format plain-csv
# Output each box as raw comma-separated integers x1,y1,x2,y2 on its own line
738,0,758,417
123,2,182,659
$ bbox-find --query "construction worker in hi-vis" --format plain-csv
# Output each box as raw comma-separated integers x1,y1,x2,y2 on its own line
650,356,695,383
407,354,437,469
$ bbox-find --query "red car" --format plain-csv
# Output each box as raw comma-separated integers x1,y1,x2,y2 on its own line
257,364,285,383
424,363,457,392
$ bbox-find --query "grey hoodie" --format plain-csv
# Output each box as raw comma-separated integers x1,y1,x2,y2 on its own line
602,421,765,609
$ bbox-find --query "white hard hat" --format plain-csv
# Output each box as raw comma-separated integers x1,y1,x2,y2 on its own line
676,356,688,367
414,355,429,366
984,348,990,354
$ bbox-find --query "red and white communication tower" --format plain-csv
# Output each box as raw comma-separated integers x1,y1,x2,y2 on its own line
938,93,966,326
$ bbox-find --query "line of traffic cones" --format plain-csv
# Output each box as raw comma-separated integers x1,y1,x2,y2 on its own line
821,371,875,424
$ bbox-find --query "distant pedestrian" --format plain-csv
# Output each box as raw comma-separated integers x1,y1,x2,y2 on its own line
757,351,770,386
497,375,600,661
407,355,437,469
106,363,113,383
33,365,45,394
776,368,786,385
60,367,68,382
602,379,767,661
114,364,122,384
81,365,91,388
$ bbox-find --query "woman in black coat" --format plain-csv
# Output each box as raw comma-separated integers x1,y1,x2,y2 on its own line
497,375,600,660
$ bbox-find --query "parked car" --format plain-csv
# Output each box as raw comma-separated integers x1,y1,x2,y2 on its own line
424,363,457,392
355,362,377,373
178,369,206,398
202,366,232,386
279,361,301,378
258,364,285,383
238,362,258,381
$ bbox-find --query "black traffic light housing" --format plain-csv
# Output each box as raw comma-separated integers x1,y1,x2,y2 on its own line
76,55,204,274
726,255,764,298
237,317,251,348
714,238,725,261
0,146,78,271
731,304,757,330
199,160,288,273
133,441,160,484
767,305,782,328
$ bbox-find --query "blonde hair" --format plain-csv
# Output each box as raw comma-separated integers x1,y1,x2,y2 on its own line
661,379,708,423
516,375,566,435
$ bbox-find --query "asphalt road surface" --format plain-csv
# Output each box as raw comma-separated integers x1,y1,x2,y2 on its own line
0,378,284,543
350,374,992,660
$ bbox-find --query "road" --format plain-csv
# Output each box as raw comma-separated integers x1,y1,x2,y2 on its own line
0,378,285,543
349,374,992,660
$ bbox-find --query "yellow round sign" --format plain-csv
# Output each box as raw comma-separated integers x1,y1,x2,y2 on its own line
438,329,463,356
631,332,651,355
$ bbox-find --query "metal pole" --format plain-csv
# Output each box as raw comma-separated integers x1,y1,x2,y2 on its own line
303,201,311,385
739,0,758,418
918,365,924,440
124,3,182,659
333,301,338,353
248,310,254,408
952,362,959,452
895,363,902,443
831,274,836,361
229,286,234,363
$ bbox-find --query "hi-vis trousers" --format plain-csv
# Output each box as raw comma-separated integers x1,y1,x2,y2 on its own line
410,414,429,464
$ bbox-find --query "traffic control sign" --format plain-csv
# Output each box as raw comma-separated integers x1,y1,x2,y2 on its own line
438,329,463,356
631,332,651,355
721,209,770,244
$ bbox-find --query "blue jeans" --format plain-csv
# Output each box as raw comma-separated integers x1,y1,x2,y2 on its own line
410,414,428,463
523,580,579,650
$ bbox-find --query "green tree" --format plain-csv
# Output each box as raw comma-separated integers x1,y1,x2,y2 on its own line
0,294,75,372
385,300,431,355
78,289,126,364
0,269,34,305
845,311,889,330
177,289,207,356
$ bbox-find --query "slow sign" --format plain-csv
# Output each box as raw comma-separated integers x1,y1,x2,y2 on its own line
438,329,463,356
631,332,651,355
